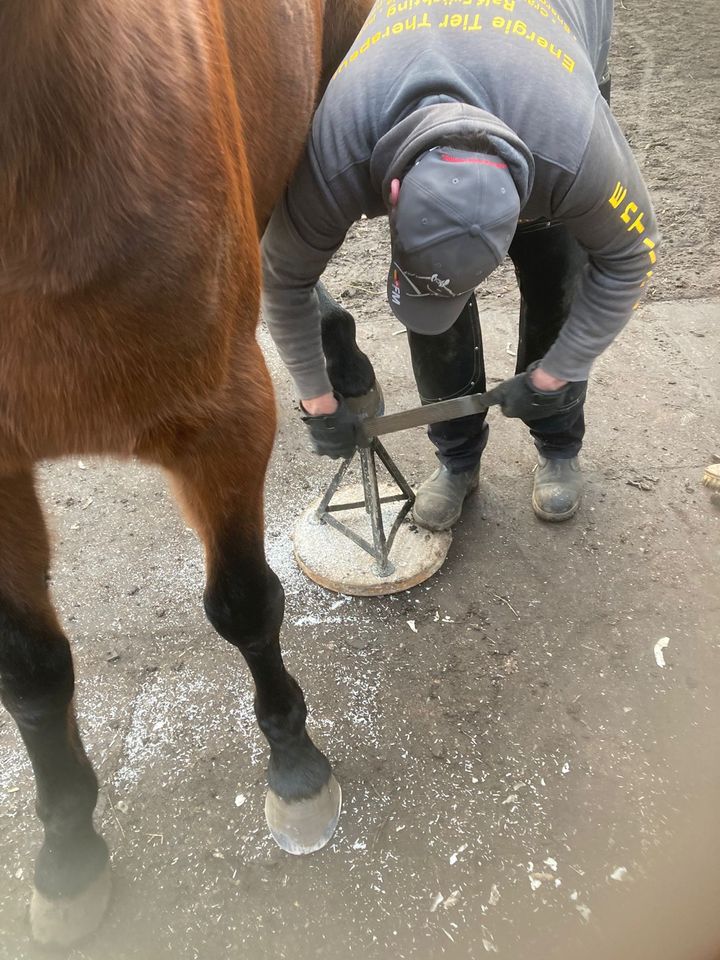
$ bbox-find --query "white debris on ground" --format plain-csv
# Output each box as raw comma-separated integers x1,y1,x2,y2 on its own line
0,750,28,799
108,666,263,789
482,926,499,953
444,890,462,909
654,636,670,668
449,844,468,865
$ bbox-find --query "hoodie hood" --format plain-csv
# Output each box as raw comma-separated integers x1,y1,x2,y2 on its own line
370,102,535,211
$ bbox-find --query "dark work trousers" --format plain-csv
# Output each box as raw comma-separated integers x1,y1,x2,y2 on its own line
407,222,589,473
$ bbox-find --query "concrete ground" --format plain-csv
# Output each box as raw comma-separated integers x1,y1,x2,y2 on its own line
1,3,719,959
1,293,717,960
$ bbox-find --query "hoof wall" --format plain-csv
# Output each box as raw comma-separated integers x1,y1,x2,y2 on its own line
265,775,342,855
30,863,111,947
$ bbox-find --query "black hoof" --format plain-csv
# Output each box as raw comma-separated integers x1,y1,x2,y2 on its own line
344,380,384,419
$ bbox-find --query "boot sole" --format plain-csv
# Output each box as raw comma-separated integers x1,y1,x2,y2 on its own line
531,493,580,522
412,506,462,533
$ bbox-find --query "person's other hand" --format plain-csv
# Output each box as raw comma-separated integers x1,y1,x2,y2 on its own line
528,366,567,392
484,361,585,421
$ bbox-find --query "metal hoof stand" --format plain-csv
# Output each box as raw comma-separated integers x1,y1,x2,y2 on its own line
295,382,452,595
315,438,415,578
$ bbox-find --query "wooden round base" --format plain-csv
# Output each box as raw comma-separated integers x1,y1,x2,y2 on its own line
293,484,452,596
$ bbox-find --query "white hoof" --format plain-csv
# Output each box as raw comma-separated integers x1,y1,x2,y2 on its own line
30,863,111,947
265,775,342,855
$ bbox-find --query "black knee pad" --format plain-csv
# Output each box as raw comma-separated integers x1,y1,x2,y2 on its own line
409,293,485,403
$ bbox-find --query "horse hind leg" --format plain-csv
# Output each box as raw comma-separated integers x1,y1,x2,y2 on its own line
153,377,340,854
0,470,110,946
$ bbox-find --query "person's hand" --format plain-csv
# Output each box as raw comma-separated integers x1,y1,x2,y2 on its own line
528,366,567,392
301,392,339,416
300,393,365,458
484,361,585,421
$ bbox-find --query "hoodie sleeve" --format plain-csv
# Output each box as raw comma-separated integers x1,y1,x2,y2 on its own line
261,141,355,401
541,99,659,382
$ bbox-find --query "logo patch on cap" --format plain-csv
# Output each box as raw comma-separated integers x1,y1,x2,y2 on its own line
391,268,402,306
394,263,463,299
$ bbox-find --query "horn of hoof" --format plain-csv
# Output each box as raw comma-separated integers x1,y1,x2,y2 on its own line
30,863,112,948
265,775,342,855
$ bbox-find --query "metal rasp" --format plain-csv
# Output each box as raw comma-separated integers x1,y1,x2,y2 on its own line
360,390,496,441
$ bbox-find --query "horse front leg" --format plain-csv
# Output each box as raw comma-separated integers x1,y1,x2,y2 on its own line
0,469,110,947
152,361,340,854
204,530,340,853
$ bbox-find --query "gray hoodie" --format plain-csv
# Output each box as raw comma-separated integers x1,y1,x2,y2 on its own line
261,0,658,399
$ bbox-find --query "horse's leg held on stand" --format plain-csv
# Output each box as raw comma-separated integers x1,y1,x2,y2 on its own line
317,282,384,416
0,470,110,946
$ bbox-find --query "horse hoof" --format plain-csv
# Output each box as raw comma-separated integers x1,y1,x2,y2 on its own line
345,380,384,419
265,774,342,855
30,863,111,947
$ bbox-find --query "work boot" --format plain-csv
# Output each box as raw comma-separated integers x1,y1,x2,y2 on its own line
532,455,582,521
412,464,479,532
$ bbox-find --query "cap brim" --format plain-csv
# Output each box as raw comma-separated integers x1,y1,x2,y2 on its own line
386,263,474,335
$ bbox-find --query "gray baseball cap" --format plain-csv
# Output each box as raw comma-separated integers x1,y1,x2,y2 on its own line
387,146,520,334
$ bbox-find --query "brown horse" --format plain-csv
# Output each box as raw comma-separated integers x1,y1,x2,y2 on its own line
0,0,370,946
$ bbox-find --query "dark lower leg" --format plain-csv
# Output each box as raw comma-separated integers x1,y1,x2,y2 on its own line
408,293,489,472
528,395,586,458
160,398,333,806
0,473,106,900
317,281,377,398
9,692,108,900
510,223,588,457
203,534,331,801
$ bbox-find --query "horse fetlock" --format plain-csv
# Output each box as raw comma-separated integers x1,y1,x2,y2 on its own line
256,686,308,745
266,729,333,802
36,763,98,827
318,284,377,397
